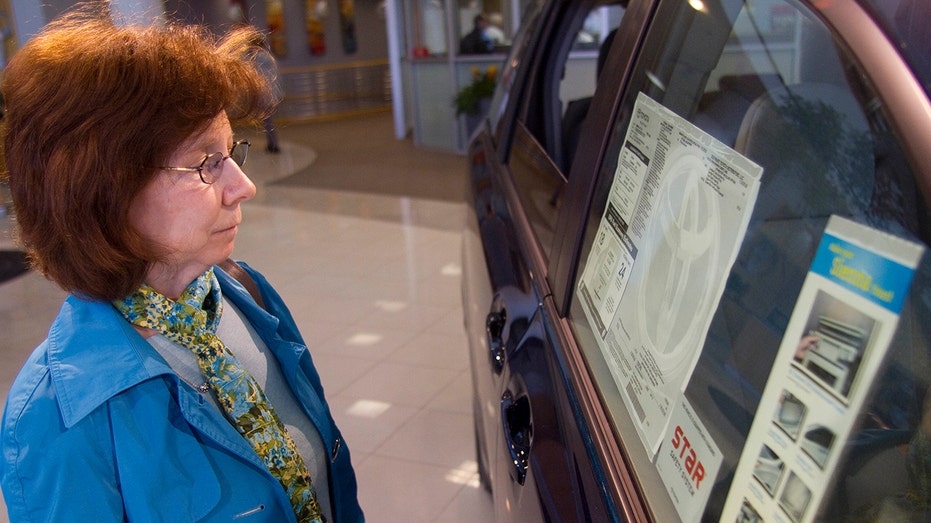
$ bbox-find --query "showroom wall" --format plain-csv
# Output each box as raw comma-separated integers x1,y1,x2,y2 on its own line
24,0,389,67
7,0,392,120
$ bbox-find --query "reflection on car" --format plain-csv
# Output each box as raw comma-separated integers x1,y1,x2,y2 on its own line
462,0,931,521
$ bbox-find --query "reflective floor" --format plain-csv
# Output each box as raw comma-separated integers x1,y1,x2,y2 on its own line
0,112,494,522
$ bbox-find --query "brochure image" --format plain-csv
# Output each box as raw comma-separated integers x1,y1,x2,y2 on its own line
752,445,784,496
720,216,925,523
792,291,876,402
778,472,812,523
773,391,806,441
798,425,833,469
738,499,764,523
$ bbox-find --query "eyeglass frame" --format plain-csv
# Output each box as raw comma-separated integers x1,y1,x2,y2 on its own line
159,139,251,184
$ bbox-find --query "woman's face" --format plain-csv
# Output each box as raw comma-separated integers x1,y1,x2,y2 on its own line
130,112,256,292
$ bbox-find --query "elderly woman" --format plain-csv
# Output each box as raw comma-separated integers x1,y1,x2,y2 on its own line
0,8,363,523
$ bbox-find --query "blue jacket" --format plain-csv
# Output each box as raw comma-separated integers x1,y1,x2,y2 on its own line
1,263,364,522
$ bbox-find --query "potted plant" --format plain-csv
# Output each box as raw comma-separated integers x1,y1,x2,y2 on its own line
455,66,497,131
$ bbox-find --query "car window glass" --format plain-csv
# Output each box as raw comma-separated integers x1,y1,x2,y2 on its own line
508,0,626,263
561,5,624,170
508,122,563,259
568,1,930,521
488,0,545,133
571,6,616,50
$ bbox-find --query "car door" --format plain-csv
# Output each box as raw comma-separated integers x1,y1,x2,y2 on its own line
462,0,643,520
461,0,548,500
552,0,931,521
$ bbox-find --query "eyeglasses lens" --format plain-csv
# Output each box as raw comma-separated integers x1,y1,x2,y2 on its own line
231,141,249,167
199,142,249,184
201,153,225,184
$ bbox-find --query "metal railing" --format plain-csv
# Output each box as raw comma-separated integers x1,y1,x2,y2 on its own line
276,59,392,121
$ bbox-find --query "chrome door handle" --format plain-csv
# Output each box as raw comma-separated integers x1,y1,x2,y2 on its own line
486,310,506,373
501,389,531,485
485,287,537,374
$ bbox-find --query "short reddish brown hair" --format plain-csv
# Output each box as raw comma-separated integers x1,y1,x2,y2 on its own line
1,6,275,301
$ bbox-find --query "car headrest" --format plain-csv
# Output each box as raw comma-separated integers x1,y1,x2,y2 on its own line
735,82,874,222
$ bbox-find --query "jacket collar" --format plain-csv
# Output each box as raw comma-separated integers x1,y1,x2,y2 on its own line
48,296,173,428
214,266,280,335
48,268,278,428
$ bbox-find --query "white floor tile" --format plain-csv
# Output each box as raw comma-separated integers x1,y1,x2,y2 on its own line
338,361,460,410
387,329,471,371
373,409,476,469
354,455,469,523
309,351,377,397
326,395,419,455
427,370,475,415
436,479,495,522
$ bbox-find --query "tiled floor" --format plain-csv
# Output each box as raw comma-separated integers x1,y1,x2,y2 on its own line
0,113,494,522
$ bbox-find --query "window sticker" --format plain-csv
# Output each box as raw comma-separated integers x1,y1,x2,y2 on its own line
578,92,763,455
720,216,924,523
657,398,724,522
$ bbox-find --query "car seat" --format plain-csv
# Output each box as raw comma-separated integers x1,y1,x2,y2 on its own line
735,81,874,224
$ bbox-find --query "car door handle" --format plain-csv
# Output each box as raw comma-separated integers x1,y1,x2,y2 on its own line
501,389,531,485
486,287,538,375
486,309,506,373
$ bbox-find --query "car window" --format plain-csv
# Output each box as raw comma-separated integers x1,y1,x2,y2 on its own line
519,1,624,171
568,0,930,521
562,5,624,170
507,0,627,262
487,0,546,134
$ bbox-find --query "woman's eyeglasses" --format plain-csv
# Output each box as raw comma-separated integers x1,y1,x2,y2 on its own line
160,140,250,184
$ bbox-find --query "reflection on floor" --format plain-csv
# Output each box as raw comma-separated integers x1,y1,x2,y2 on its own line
0,112,493,522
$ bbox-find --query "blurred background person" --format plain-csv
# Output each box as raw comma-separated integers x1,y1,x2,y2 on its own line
459,13,493,54
254,34,283,153
484,12,506,47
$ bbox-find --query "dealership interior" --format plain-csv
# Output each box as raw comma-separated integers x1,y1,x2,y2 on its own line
0,111,495,522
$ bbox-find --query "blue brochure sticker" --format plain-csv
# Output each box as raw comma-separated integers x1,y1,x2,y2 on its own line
810,233,916,313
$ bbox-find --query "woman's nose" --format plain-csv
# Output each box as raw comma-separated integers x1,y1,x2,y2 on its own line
223,159,257,205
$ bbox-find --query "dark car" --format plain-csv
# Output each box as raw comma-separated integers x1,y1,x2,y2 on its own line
462,0,931,521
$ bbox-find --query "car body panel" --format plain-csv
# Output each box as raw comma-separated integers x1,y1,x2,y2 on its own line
463,0,931,521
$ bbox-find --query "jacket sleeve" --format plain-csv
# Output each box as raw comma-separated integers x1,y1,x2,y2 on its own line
2,368,124,522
